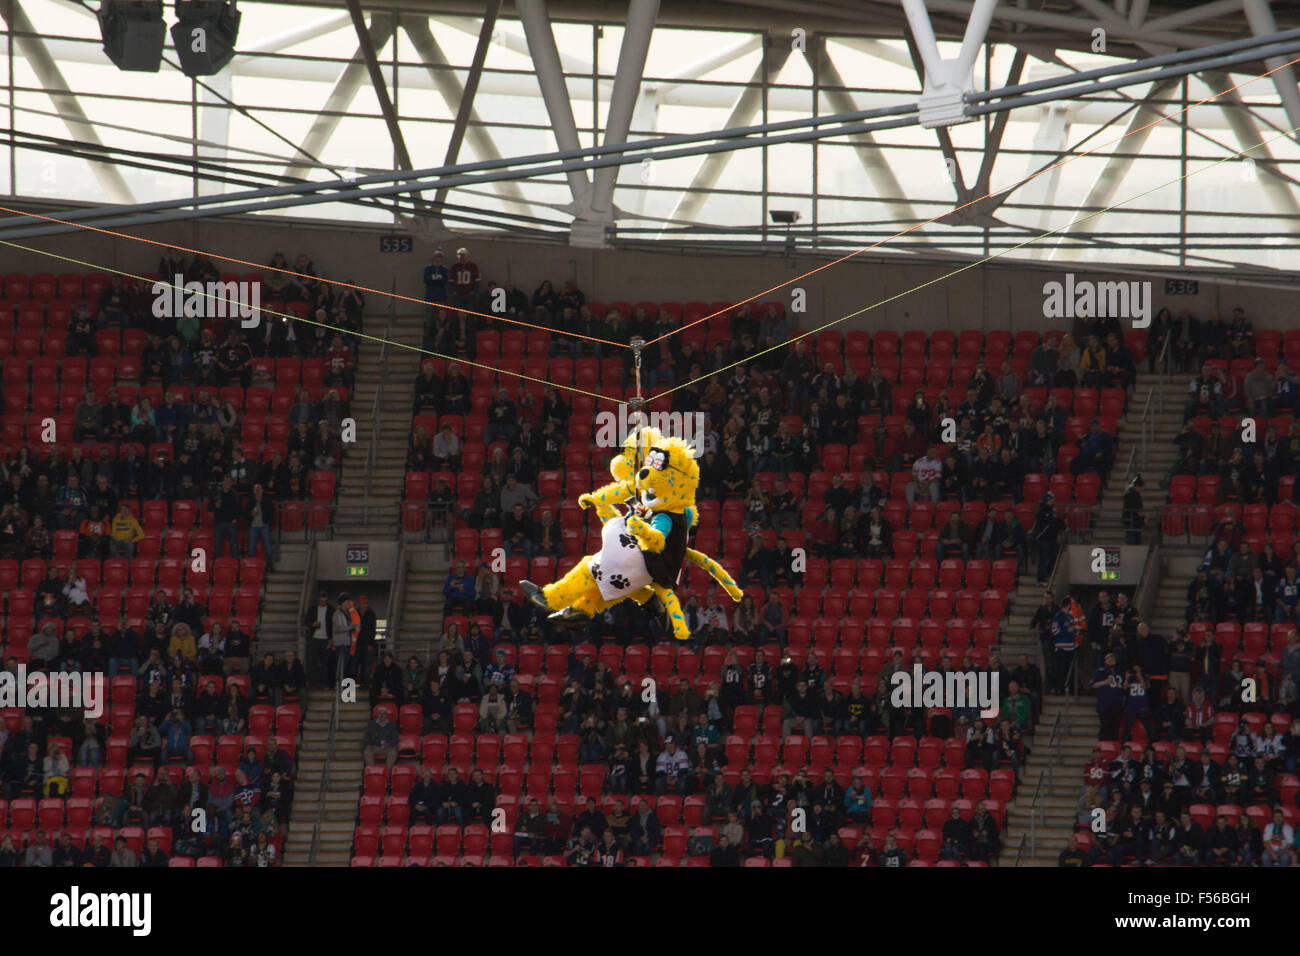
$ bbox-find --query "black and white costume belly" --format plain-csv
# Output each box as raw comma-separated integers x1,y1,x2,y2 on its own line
588,513,652,601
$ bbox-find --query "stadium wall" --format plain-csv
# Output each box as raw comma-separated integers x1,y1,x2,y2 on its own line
5,203,1295,331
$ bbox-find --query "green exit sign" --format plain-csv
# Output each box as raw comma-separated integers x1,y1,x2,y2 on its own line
347,566,370,577
1098,570,1118,580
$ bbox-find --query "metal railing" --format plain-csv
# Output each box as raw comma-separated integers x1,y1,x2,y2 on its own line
361,278,398,526
1018,706,1063,865
295,539,320,666
1018,546,1077,865
389,536,408,654
297,538,324,866
1123,333,1174,486
1134,542,1162,625
307,686,340,868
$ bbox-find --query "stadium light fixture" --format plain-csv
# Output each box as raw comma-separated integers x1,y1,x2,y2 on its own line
770,210,801,225
171,0,241,76
98,0,167,72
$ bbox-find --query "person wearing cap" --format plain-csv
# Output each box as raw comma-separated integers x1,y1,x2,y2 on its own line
422,248,448,309
484,648,515,687
654,737,691,796
449,246,479,313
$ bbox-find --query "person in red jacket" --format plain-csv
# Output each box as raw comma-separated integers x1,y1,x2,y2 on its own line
1183,685,1214,744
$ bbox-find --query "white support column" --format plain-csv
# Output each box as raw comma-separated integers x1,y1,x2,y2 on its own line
1241,0,1300,142
900,0,998,127
243,13,353,54
517,0,594,218
588,0,660,221
812,38,920,227
1048,77,1180,256
283,15,394,183
1071,0,1170,55
400,16,532,215
1020,102,1072,241
197,72,232,198
1204,71,1300,224
1,3,133,203
663,39,792,228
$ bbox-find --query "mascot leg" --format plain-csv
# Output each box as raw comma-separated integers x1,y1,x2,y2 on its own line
651,583,692,642
542,559,598,610
522,559,606,629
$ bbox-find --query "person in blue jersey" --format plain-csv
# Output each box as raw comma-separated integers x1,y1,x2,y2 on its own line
1121,664,1155,744
1049,597,1078,695
422,248,448,309
1091,652,1126,741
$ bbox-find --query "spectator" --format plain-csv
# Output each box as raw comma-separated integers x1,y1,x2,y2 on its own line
245,483,275,572
449,248,480,313
362,707,399,768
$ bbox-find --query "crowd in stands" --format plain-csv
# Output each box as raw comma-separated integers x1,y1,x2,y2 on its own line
1049,307,1300,865
350,256,1161,867
0,250,361,866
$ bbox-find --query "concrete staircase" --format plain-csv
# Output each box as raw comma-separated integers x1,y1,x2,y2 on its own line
283,688,368,866
392,542,451,661
1091,370,1184,545
283,317,438,865
997,571,1048,664
256,541,311,657
1008,695,1100,866
334,314,426,533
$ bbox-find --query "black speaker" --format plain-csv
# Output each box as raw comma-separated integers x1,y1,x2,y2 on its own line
171,1,241,76
98,1,166,73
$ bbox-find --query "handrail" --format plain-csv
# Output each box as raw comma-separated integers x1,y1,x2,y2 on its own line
308,683,340,868
1123,385,1155,487
1022,706,1064,864
363,277,397,526
390,536,409,654
1021,543,1076,864
296,538,321,866
295,539,319,666
1134,542,1162,625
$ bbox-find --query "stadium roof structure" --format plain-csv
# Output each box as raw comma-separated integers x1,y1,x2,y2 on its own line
5,0,1300,275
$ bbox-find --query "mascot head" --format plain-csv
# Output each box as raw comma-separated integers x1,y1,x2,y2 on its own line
610,423,663,483
634,435,700,514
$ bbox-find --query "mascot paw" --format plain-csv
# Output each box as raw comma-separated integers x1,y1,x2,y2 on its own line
519,580,550,611
577,493,595,510
626,514,648,535
548,607,590,631
724,583,744,603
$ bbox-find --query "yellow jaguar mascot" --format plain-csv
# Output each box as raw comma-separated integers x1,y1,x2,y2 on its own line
520,426,741,641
